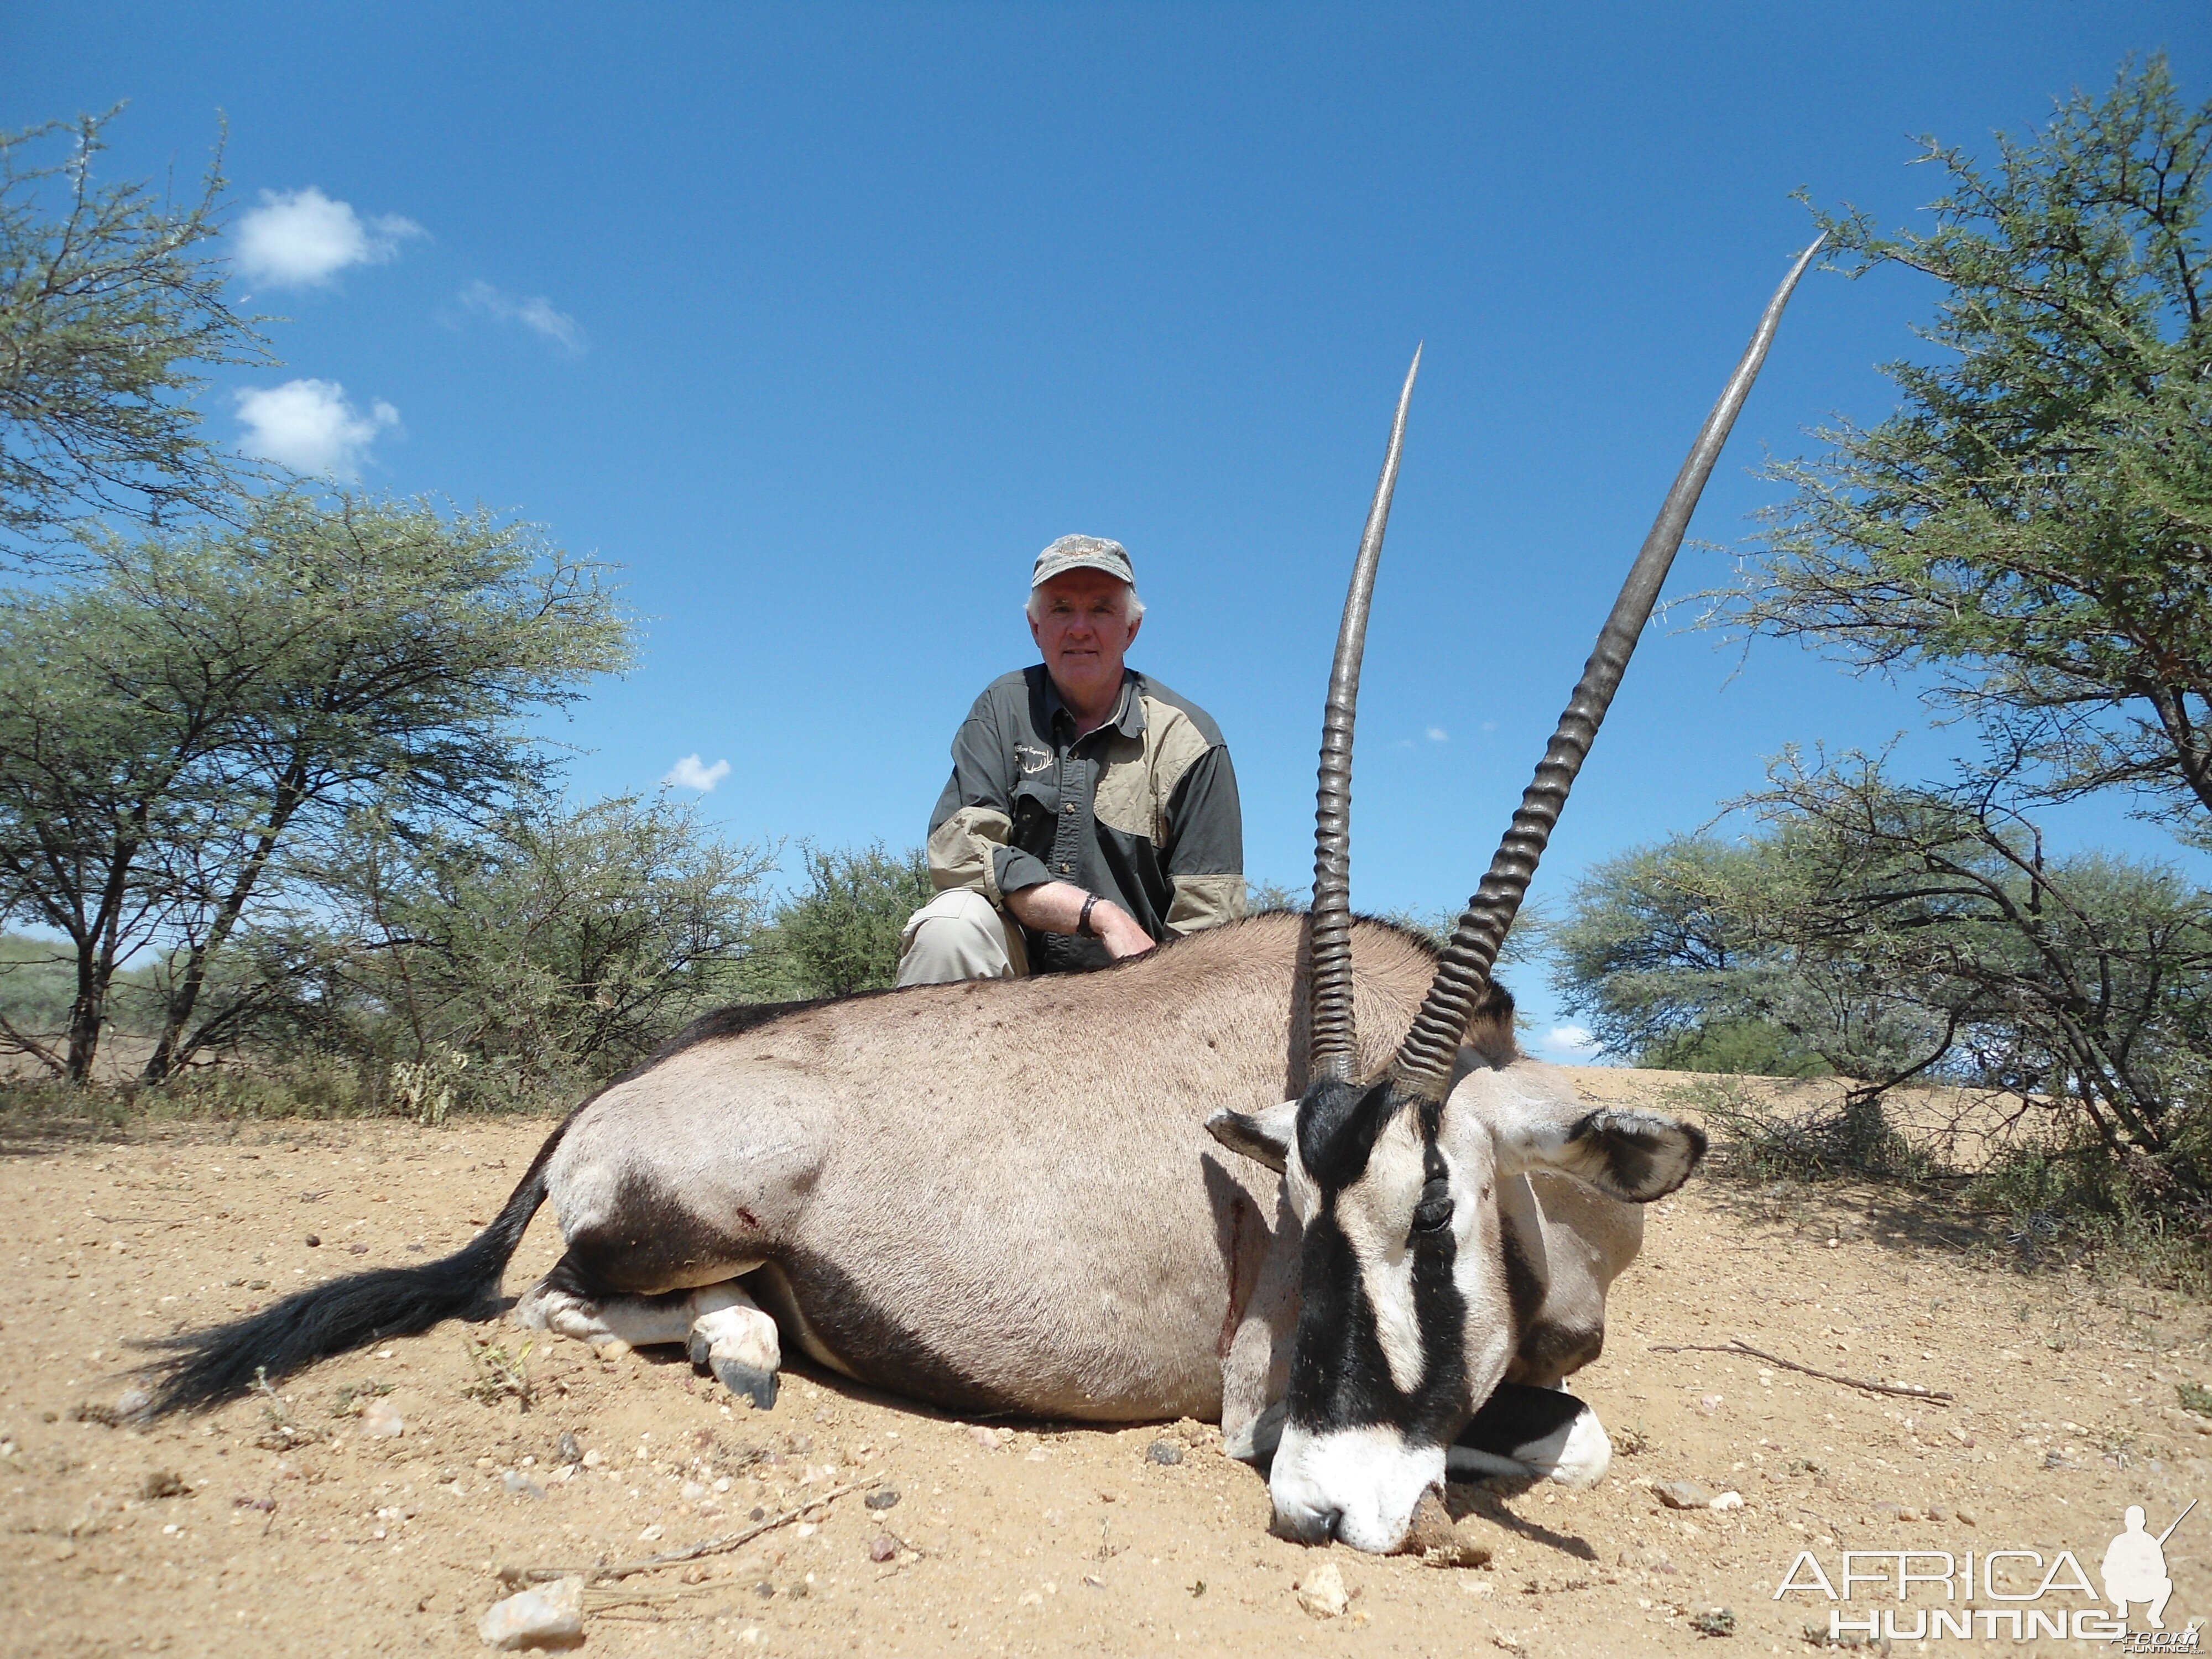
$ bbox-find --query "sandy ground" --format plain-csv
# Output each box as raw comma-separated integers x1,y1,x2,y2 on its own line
4,1071,2206,1658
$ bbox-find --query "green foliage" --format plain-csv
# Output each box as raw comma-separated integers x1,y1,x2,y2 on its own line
1727,56,2212,841
1552,837,1882,1076
1745,753,2212,1193
0,932,74,1037
1640,1018,1830,1078
744,843,932,1001
1556,756,2212,1202
265,793,775,1110
0,109,270,553
0,491,630,1083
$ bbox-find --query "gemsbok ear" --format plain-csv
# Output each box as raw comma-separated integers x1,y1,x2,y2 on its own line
1206,1100,1298,1174
1507,1107,1707,1204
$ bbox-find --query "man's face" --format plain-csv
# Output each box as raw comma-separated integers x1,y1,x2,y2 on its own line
1030,568,1141,712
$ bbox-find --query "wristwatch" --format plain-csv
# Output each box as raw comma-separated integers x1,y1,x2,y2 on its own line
1077,893,1102,938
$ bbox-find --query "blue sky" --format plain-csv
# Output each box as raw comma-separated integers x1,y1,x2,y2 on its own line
12,3,2207,1058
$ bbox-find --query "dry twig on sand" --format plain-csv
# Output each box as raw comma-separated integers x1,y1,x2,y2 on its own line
1648,1336,1955,1405
505,1474,883,1584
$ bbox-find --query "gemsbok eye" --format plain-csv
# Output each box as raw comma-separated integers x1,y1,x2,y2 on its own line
1411,1177,1453,1234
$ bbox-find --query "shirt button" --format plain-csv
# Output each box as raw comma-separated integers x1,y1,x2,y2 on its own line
1063,803,1075,815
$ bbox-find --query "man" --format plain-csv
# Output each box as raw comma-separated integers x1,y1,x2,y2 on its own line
896,534,1245,985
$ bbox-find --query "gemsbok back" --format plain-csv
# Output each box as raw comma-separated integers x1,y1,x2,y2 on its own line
146,241,1819,1553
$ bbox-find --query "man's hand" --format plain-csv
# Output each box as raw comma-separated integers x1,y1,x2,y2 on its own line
1004,881,1156,959
1089,900,1156,961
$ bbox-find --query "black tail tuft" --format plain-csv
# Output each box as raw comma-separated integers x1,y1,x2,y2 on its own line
143,1123,565,1416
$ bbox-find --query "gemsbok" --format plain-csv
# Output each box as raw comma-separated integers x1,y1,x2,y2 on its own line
148,240,1819,1554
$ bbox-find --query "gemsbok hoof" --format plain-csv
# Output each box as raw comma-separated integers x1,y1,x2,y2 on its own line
710,1358,778,1411
687,1305,781,1411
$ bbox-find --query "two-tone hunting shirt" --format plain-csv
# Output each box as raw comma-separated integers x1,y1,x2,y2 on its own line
925,666,1246,974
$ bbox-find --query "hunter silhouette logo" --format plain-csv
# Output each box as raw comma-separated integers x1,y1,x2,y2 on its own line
2106,1501,2192,1630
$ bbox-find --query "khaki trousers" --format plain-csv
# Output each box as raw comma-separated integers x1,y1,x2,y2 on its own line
894,889,1031,986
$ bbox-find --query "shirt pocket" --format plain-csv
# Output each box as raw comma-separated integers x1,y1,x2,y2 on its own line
1009,775,1061,858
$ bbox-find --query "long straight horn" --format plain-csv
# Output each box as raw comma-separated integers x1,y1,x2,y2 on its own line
1390,239,1823,1099
1308,345,1422,1082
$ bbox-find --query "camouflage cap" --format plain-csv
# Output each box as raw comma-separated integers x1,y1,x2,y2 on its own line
1031,534,1135,590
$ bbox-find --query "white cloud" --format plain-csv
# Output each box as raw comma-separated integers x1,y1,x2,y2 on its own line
664,754,731,792
233,187,423,288
234,379,399,478
458,279,587,354
1546,1024,1604,1059
1426,726,1449,742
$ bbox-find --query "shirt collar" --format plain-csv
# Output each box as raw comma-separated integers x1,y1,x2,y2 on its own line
1044,669,1144,742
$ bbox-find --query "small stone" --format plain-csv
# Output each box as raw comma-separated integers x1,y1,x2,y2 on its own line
1656,1479,1713,1510
639,1524,664,1542
305,1234,321,1248
478,1575,583,1650
1146,1440,1184,1466
361,1399,405,1438
1401,1490,1493,1567
1927,1505,1949,1522
681,1481,708,1501
503,1471,545,1499
1297,1559,1350,1620
557,1433,583,1465
139,1470,187,1500
1896,1505,1922,1522
114,1387,151,1418
968,1426,1003,1452
1698,1394,1723,1413
347,1243,369,1255
864,1489,901,1511
580,1448,604,1469
868,1534,898,1562
1955,1506,1978,1527
1709,1490,1744,1512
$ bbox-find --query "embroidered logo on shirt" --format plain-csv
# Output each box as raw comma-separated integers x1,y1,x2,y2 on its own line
1014,743,1052,775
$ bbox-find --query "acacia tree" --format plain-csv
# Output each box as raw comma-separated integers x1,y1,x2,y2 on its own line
1728,56,2212,841
1553,759,2212,1192
740,843,932,1000
1743,755,2212,1191
1550,837,1837,1076
1,108,268,556
237,795,777,1108
0,492,629,1083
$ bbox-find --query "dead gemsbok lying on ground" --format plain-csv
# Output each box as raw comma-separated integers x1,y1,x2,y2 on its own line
147,242,1818,1554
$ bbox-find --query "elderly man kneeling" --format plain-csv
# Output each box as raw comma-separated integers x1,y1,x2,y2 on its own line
897,535,1246,985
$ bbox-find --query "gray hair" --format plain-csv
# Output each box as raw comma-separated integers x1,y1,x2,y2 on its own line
1025,583,1145,625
